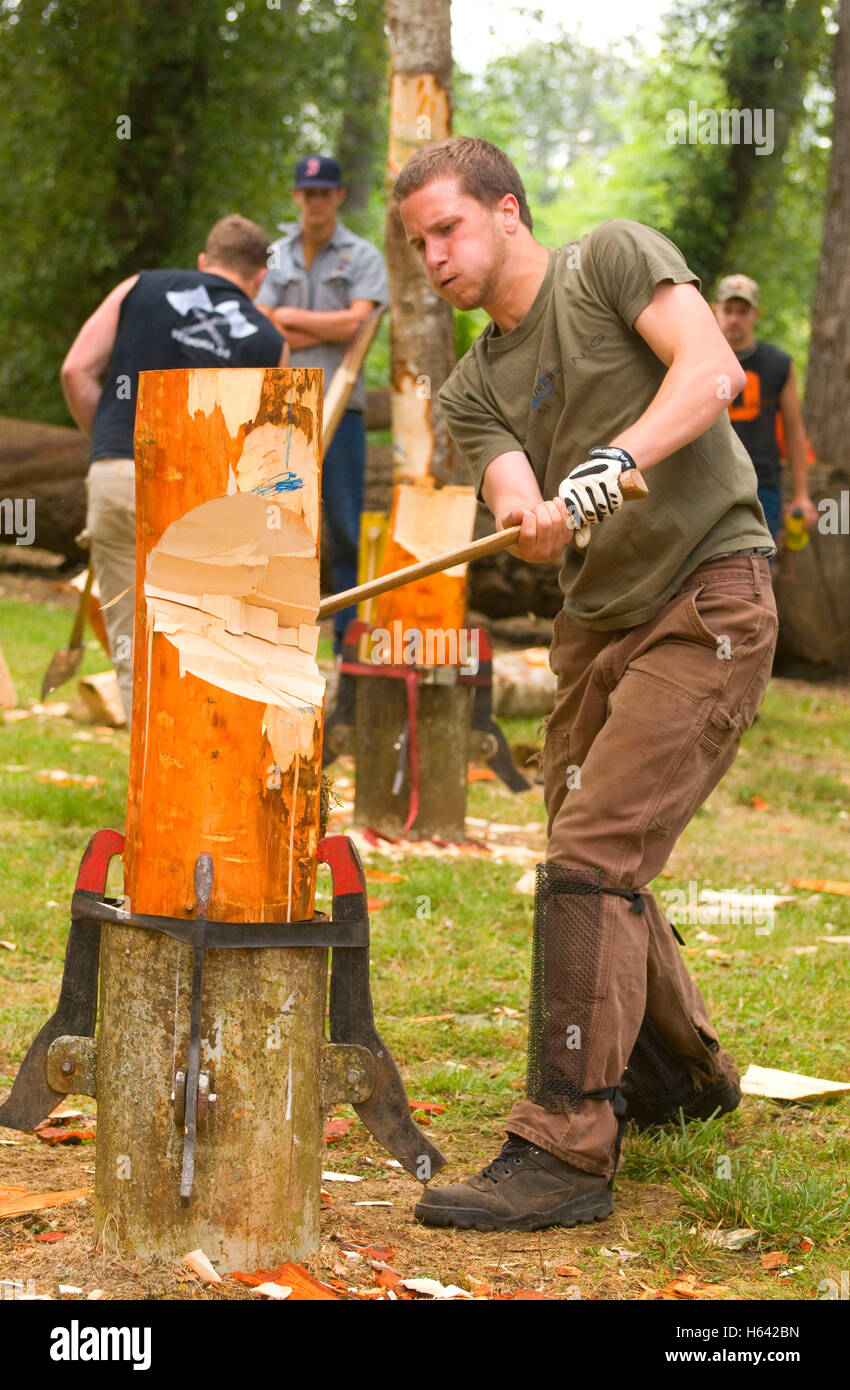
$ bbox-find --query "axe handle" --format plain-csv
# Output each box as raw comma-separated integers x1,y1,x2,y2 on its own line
69,565,95,649
318,524,521,619
317,468,648,620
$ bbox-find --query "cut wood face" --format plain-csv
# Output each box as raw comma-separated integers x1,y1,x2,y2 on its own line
145,489,324,769
371,480,477,645
392,482,477,575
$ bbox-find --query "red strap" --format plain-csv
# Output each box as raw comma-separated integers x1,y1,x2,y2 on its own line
403,671,420,832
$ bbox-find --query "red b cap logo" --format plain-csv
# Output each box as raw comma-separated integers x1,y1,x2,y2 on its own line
305,157,321,177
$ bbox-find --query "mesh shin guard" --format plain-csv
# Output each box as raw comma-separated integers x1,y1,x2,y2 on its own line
527,863,633,1114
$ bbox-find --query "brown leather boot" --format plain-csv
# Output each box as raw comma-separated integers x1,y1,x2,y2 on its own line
414,1135,613,1233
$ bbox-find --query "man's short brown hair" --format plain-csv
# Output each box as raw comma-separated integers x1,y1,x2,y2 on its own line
393,136,533,231
204,214,272,278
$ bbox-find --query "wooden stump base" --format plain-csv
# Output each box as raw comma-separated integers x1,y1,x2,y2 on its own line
94,931,327,1270
353,676,472,840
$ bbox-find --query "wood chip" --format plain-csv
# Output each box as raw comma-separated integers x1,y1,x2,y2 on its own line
741,1064,850,1100
401,1277,474,1299
704,1227,759,1250
182,1248,222,1284
0,1185,90,1219
759,1251,788,1269
792,878,850,897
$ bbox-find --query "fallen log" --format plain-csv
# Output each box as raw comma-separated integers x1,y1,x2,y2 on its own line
0,393,392,564
0,416,88,562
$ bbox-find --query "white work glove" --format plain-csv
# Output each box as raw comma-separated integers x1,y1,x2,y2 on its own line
558,447,636,531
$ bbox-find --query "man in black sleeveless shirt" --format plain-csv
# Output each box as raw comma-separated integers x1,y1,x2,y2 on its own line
61,215,287,719
713,273,817,543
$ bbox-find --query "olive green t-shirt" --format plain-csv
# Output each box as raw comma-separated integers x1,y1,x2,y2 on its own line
438,219,773,630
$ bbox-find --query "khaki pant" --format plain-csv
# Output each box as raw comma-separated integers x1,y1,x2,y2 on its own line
85,459,135,721
507,554,778,1177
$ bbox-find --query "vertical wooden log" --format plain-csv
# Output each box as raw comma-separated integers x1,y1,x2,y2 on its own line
385,0,455,484
94,368,326,1270
354,678,471,841
351,4,474,839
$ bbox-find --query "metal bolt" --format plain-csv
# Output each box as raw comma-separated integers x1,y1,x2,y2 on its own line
60,1059,74,1077
346,1068,362,1086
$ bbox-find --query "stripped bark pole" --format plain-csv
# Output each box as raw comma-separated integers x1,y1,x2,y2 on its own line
351,2,475,838
93,367,326,1269
370,480,478,637
379,0,476,634
385,0,455,485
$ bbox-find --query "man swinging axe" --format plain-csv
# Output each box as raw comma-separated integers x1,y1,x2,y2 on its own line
390,137,777,1233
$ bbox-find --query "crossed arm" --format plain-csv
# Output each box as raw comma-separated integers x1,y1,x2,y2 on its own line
257,297,378,352
483,281,748,561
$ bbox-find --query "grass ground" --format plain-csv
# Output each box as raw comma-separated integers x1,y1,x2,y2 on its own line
0,588,848,1302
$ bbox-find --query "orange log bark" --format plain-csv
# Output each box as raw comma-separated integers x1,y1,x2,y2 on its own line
371,479,477,656
125,368,324,921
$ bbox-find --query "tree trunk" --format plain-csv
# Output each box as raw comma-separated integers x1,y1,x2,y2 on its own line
775,0,850,669
94,367,328,1269
384,0,456,483
351,1,476,841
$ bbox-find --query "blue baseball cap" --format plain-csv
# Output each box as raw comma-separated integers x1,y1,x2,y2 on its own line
294,155,343,189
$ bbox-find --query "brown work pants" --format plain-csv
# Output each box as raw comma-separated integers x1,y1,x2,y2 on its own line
507,554,778,1177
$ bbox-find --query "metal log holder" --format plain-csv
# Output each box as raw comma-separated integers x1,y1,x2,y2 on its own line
0,828,446,1200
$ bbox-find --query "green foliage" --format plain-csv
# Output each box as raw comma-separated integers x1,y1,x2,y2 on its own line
453,307,489,360
0,0,838,423
0,0,388,425
671,1157,850,1244
454,32,635,201
453,25,640,236
657,0,832,287
454,3,833,378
